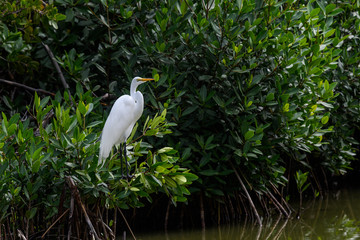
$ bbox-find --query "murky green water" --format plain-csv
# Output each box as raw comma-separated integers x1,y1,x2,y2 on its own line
137,188,360,240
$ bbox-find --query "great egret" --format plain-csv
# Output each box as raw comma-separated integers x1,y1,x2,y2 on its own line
99,77,154,178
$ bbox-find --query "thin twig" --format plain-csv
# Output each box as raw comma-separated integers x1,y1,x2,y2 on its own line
42,43,77,106
97,217,115,240
113,207,117,237
6,218,13,240
0,78,55,96
270,182,293,213
41,43,69,90
200,192,206,230
230,161,262,226
116,207,136,240
67,195,74,240
66,176,100,240
41,208,70,239
17,230,27,240
164,199,171,231
87,6,110,28
2,8,25,17
97,206,110,240
265,214,282,240
267,191,289,217
273,217,289,240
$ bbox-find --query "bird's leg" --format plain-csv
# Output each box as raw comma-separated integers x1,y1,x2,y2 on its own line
123,144,134,179
120,143,124,178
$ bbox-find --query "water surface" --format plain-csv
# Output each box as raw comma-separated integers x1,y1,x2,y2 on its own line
137,188,360,240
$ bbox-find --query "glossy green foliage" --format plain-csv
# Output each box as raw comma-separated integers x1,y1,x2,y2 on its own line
0,92,197,232
295,170,310,194
0,0,65,78
0,0,359,222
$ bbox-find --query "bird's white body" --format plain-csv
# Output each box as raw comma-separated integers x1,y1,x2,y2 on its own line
98,77,153,165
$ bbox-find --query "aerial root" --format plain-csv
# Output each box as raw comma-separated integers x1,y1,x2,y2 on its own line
230,161,263,226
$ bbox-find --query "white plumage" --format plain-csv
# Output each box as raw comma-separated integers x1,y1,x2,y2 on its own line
99,77,154,170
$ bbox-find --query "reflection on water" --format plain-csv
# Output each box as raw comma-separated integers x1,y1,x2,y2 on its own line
137,188,360,240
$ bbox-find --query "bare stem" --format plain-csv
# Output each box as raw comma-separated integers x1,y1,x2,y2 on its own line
0,78,55,96
117,207,136,240
230,161,262,226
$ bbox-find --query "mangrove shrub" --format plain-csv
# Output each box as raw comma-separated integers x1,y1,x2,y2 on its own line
1,0,359,232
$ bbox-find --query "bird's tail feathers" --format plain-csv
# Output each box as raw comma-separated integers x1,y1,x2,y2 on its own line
98,141,111,167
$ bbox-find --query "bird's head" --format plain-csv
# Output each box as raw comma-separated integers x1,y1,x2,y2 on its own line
130,77,154,93
134,76,154,84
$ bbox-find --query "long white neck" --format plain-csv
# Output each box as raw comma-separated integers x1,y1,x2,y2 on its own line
130,78,145,120
130,78,141,96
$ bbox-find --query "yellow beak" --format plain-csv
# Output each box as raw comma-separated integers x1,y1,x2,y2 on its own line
139,78,154,81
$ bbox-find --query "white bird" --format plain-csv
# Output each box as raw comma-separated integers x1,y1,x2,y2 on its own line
99,77,154,177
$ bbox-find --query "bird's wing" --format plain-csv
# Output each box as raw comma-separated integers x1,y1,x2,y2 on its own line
99,95,136,162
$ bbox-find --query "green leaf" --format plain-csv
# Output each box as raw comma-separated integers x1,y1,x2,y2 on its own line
154,73,160,82
55,13,66,21
321,115,329,124
208,188,224,196
2,96,12,109
324,80,330,91
236,0,243,12
180,0,187,15
126,11,133,18
328,8,344,17
164,176,177,188
244,130,254,140
310,67,321,75
310,8,320,18
316,0,326,14
173,175,187,185
318,101,333,108
94,63,107,76
246,101,253,108
32,147,43,161
67,118,78,132
32,159,41,173
78,101,87,115
34,92,40,110
183,173,198,182
213,95,225,107
182,106,198,117
61,133,74,148
130,187,140,192
266,92,274,101
87,120,103,128
199,169,219,176
310,105,317,112
251,75,263,85
13,187,21,197
39,96,50,109
85,103,94,116
325,4,336,14
26,207,37,220
158,147,175,154
325,29,336,38
76,108,82,126
150,175,163,187
253,18,263,26
283,103,289,112
329,82,338,91
256,29,267,42
199,85,207,102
